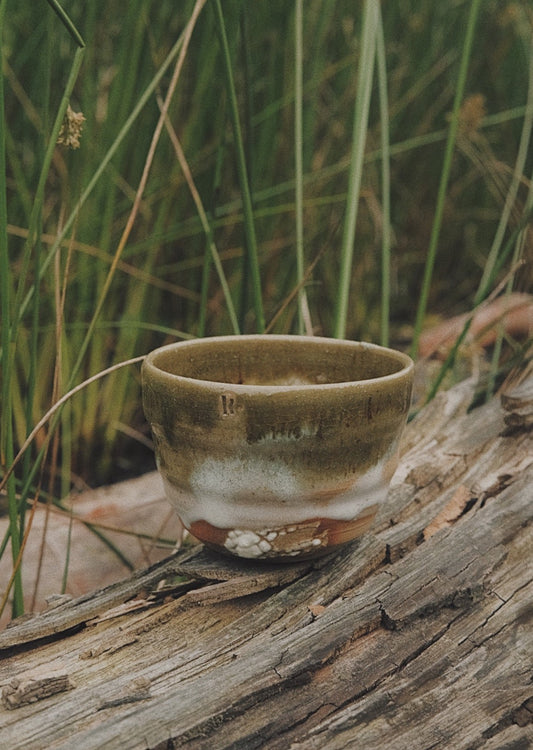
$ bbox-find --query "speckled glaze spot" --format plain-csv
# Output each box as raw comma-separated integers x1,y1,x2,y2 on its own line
223,521,328,559
189,506,378,562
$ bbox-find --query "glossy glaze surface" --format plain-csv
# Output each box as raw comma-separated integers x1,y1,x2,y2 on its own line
142,335,413,560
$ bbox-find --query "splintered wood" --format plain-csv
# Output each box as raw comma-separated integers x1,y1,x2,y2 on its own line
0,375,532,749
2,670,73,710
422,484,474,540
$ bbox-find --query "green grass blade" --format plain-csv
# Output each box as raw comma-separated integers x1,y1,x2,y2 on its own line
334,0,379,340
410,0,482,360
486,35,533,399
2,41,85,616
15,29,189,326
161,108,240,334
44,0,85,48
10,46,85,339
238,6,253,331
199,140,226,337
212,0,264,333
0,0,11,457
0,0,23,617
376,3,390,347
421,14,531,404
61,1,207,460
295,0,306,335
424,206,533,405
1,5,201,524
480,34,533,302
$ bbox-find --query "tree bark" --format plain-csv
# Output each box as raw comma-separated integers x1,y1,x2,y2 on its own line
1,374,532,749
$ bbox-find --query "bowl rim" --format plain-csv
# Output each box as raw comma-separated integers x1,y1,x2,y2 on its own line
142,334,414,394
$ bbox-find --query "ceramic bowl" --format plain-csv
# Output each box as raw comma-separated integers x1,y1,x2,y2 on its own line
142,335,413,561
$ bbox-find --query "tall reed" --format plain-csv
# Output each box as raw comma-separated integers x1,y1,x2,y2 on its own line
334,0,379,340
1,0,85,617
410,0,483,360
1,1,531,618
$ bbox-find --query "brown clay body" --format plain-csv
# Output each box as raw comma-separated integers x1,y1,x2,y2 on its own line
142,335,413,561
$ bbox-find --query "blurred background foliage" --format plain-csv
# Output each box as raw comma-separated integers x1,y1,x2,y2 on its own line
2,0,532,491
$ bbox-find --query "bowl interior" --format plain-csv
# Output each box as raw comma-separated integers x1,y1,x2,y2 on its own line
147,336,411,388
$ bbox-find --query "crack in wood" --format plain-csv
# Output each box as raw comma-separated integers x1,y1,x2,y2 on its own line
1,376,531,749
98,678,152,711
460,577,533,649
481,695,533,744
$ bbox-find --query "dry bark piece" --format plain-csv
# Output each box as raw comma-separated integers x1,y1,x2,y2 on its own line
0,374,531,749
418,292,533,359
423,484,475,540
2,670,73,709
501,366,533,430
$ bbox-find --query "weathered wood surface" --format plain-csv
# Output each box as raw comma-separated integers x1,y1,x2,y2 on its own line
0,469,184,627
1,375,532,749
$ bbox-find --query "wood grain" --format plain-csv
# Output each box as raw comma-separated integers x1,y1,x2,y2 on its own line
0,375,532,749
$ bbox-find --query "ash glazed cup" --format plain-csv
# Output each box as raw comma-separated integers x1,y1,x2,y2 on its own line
142,335,414,561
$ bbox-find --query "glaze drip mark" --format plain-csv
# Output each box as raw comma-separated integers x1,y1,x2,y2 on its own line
221,393,236,417
224,521,328,559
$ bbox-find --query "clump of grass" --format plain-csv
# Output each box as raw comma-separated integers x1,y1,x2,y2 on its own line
1,1,532,619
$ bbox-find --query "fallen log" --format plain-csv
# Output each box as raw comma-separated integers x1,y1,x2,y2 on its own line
0,374,532,749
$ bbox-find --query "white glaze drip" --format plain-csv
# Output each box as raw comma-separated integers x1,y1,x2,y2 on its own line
161,453,389,530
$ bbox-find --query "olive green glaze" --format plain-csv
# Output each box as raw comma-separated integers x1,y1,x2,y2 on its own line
142,335,413,561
